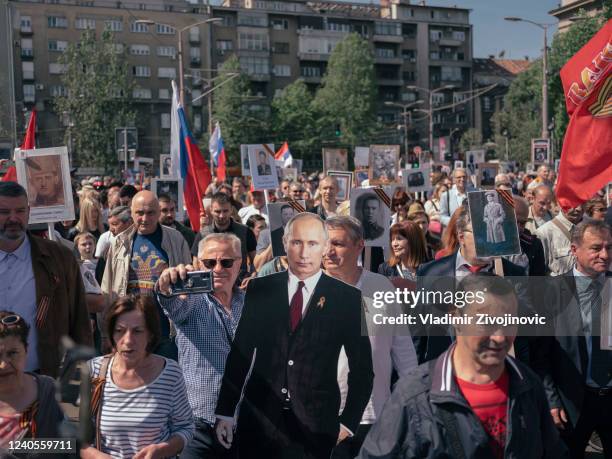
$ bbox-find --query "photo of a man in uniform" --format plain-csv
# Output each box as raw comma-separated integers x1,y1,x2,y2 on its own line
357,193,384,241
257,151,272,176
270,204,297,256
25,155,65,207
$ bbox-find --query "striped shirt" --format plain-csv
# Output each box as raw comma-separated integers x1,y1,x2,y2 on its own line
88,356,194,458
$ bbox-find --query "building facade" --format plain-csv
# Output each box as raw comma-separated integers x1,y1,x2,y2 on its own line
6,0,473,166
548,0,603,32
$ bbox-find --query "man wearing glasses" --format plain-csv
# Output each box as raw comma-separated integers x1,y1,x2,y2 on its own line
157,232,245,459
439,168,472,226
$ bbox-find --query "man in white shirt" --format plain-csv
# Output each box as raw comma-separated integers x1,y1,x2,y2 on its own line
322,215,418,457
439,168,471,226
238,190,268,225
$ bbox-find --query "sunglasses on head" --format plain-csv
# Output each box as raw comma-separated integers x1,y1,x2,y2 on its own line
0,315,22,326
200,258,238,269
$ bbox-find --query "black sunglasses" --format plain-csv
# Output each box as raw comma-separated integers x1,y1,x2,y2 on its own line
200,258,238,269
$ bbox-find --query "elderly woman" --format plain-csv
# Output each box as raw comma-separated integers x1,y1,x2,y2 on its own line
81,295,193,459
0,312,64,452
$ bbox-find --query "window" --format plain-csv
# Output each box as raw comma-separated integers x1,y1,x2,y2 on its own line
376,47,396,58
157,46,176,57
273,64,291,77
430,51,440,60
192,89,202,106
352,24,368,36
75,18,96,30
190,47,201,60
239,32,269,51
402,49,416,62
133,88,152,99
238,14,267,27
161,113,171,129
23,84,35,103
441,66,462,82
401,92,417,102
193,114,202,133
158,88,170,99
133,65,151,77
432,93,444,105
429,30,442,41
130,22,148,33
112,43,124,53
453,92,467,104
189,27,200,42
216,40,234,52
374,22,401,36
50,85,68,97
130,44,150,55
273,42,289,54
156,24,175,35
105,20,123,32
452,31,465,41
402,23,417,38
21,39,33,57
158,67,176,78
456,114,466,124
240,57,269,75
270,18,288,30
403,8,414,18
20,16,32,33
220,16,234,27
483,96,492,112
327,21,349,32
48,16,68,28
301,66,320,77
49,63,67,75
22,62,34,79
402,71,416,81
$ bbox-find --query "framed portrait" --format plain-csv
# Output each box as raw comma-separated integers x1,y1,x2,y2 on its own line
323,148,348,174
403,163,432,193
454,160,464,170
280,167,298,181
240,145,251,176
354,168,369,187
266,200,306,257
328,170,353,202
350,187,391,247
354,147,369,168
369,145,400,186
531,138,550,165
160,154,172,178
465,149,485,176
152,178,184,222
248,144,279,191
467,190,521,259
15,146,75,224
477,162,499,190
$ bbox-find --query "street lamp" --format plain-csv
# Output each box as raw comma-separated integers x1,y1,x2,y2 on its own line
136,17,222,107
504,16,554,139
384,100,424,156
407,84,455,152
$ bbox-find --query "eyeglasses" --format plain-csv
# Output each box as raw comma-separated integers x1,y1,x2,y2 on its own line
0,315,22,326
200,258,239,269
592,208,607,212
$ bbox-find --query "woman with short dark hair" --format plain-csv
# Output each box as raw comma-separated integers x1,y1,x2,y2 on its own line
81,295,193,459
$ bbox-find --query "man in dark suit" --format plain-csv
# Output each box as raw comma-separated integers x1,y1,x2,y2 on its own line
271,204,297,257
215,212,373,459
413,202,529,365
256,150,272,176
531,220,612,458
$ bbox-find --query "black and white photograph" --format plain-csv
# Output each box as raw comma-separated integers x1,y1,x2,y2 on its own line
248,145,279,190
465,149,485,176
15,146,75,224
267,200,305,257
403,163,432,193
160,154,172,178
467,190,521,259
350,188,390,247
478,162,499,189
280,167,298,182
369,144,400,186
328,171,352,202
152,177,184,222
531,138,550,165
454,160,464,170
323,148,348,173
240,145,251,176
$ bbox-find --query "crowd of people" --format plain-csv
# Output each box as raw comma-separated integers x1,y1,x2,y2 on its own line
0,158,611,459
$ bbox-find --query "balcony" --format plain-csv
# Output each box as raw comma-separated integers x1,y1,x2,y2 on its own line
374,55,403,65
297,52,329,61
372,34,403,43
21,49,34,60
439,38,464,47
248,73,270,82
300,75,321,84
376,78,404,86
20,26,33,35
22,71,35,81
190,57,201,66
189,31,200,44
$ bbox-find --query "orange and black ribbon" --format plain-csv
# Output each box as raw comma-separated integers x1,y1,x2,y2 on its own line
19,400,39,438
373,188,392,208
497,189,515,208
286,200,306,213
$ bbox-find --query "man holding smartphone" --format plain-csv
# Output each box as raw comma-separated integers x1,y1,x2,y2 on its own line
156,232,245,459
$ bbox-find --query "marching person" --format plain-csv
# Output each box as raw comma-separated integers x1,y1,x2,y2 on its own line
308,176,340,220
215,212,373,459
525,185,554,234
158,193,196,248
439,168,471,226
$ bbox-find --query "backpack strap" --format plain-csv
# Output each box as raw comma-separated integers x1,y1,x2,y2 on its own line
551,217,572,242
88,354,113,450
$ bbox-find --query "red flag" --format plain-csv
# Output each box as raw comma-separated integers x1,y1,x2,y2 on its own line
2,109,36,182
216,148,227,182
556,20,612,210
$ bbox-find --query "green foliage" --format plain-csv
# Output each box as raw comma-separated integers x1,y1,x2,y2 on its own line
211,55,270,164
313,34,377,147
54,29,134,169
458,128,482,153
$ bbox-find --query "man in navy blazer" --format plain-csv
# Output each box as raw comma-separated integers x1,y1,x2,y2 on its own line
439,168,474,225
215,212,373,459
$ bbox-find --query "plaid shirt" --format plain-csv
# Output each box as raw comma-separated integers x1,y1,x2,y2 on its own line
158,289,245,424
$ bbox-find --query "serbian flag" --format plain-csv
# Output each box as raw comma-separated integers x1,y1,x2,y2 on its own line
209,122,226,182
2,109,36,182
170,81,211,232
275,141,293,167
556,19,612,210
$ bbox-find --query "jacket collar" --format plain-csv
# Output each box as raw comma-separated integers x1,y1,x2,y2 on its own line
430,343,528,404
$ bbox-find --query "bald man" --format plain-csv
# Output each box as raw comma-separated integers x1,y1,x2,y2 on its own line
101,190,191,358
525,185,554,234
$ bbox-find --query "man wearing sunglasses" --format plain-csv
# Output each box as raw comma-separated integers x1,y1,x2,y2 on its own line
215,212,373,459
156,232,244,459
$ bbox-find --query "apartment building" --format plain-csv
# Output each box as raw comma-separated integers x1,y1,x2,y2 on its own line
6,0,473,162
549,0,603,32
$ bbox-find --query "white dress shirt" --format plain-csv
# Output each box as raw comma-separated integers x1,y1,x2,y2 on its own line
287,269,322,316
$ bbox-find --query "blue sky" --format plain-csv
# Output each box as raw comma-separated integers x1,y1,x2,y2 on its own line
422,0,560,59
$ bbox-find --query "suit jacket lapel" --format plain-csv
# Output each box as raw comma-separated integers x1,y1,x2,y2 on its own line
562,274,589,373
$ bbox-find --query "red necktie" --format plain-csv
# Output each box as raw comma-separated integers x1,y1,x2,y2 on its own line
466,264,486,273
290,281,305,332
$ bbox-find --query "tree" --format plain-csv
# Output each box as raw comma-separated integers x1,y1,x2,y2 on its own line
54,29,134,169
458,128,482,153
313,34,377,147
270,79,319,159
211,55,270,164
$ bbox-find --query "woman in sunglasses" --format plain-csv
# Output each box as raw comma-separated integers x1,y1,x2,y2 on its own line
0,312,65,452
